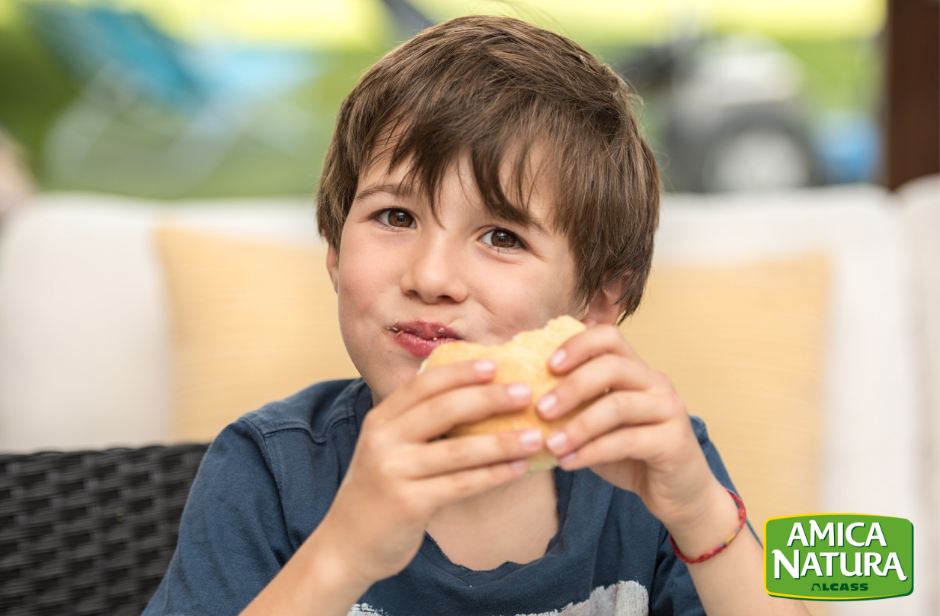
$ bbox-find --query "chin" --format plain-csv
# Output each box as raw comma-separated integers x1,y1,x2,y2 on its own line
364,362,418,405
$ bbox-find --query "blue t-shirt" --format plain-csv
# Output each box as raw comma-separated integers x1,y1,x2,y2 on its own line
143,378,742,616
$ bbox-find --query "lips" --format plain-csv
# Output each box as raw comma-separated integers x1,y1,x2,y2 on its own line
387,321,460,357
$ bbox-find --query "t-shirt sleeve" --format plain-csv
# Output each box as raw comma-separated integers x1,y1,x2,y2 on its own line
648,415,751,616
142,418,291,616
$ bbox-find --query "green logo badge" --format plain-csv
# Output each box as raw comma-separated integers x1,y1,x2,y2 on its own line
764,514,913,600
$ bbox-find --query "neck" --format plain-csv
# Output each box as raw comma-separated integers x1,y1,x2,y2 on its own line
426,469,559,570
444,469,553,519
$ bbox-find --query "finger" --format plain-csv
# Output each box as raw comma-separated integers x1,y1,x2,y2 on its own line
419,458,531,505
546,324,638,376
380,359,498,421
555,420,688,471
544,390,678,457
537,353,657,421
400,429,545,478
397,382,532,442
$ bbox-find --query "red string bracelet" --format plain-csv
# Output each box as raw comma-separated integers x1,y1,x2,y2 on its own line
668,488,746,564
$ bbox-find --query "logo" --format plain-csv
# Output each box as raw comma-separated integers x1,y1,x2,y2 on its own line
764,514,913,600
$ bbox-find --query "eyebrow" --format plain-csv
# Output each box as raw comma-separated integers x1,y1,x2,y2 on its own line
354,181,550,236
520,214,547,236
354,182,414,202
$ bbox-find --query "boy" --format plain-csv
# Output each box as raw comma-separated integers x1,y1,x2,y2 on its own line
144,16,810,616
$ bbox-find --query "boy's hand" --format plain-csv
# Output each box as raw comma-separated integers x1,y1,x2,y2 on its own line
315,360,540,587
536,323,736,546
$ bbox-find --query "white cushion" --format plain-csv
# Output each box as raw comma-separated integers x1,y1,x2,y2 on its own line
899,174,940,610
0,192,319,452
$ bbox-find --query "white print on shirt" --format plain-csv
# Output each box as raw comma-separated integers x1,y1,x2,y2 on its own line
347,579,649,616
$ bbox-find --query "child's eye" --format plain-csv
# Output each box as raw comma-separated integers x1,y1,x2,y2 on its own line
480,228,522,251
376,208,415,228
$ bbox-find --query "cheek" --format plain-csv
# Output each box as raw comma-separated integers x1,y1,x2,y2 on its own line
485,265,579,330
337,227,378,283
527,263,581,320
334,249,387,370
337,251,383,311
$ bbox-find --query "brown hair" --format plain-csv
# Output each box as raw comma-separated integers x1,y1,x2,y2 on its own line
316,15,660,319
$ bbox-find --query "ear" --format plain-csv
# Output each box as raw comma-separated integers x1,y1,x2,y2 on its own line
326,243,339,293
580,276,629,326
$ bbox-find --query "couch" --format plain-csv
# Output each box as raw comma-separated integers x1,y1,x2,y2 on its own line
0,177,936,616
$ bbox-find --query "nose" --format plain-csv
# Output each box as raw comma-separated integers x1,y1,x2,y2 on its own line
400,231,468,304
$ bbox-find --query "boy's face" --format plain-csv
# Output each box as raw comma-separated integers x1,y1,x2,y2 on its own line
327,153,585,404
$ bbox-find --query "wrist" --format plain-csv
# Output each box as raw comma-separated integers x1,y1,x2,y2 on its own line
305,516,381,595
240,524,374,616
664,482,744,562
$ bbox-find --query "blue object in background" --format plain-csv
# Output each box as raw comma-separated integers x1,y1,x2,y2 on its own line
813,110,881,184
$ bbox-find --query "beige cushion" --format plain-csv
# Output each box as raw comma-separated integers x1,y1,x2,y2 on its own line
621,255,829,533
155,225,358,442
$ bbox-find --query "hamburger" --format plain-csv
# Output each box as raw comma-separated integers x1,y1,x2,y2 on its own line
420,315,594,471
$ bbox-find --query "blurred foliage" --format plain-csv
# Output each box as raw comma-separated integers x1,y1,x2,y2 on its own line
0,2,390,197
0,0,884,198
412,0,884,42
0,15,76,164
778,38,881,114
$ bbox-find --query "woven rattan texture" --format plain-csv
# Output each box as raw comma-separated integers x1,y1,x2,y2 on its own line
0,444,209,616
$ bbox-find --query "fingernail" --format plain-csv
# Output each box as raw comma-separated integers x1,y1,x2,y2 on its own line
558,452,577,467
546,431,568,453
475,360,496,373
510,459,529,473
549,349,566,369
507,383,531,401
536,393,557,414
518,429,543,450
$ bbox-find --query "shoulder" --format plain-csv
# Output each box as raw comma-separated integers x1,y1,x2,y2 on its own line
189,379,372,547
689,415,711,444
142,384,372,615
687,414,720,461
232,378,371,445
191,378,370,484
686,415,740,497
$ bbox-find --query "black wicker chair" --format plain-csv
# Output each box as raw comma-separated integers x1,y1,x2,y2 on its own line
0,443,209,616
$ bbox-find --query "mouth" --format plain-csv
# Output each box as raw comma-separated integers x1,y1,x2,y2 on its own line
386,320,461,357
